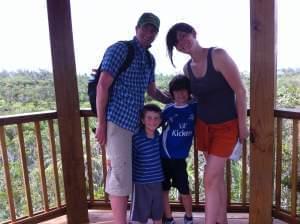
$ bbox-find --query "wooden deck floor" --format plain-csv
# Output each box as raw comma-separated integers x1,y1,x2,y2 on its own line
41,210,288,224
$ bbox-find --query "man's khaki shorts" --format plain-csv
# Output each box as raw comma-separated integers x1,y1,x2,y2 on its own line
105,122,133,196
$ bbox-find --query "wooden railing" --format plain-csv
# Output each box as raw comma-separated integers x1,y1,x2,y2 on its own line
0,111,66,224
0,108,299,223
272,109,300,223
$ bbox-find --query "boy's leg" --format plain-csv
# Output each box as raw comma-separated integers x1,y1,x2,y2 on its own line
161,159,173,220
153,220,163,224
173,159,193,219
181,194,193,217
163,191,172,218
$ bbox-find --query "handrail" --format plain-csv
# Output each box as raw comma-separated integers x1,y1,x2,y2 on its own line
0,108,299,223
0,111,57,126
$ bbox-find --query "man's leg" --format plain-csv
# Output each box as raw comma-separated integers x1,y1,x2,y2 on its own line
110,195,128,224
105,122,133,224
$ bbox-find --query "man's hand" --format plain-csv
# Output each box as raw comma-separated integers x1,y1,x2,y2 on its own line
96,122,107,146
106,159,111,170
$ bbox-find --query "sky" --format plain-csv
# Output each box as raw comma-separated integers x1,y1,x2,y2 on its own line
0,0,300,75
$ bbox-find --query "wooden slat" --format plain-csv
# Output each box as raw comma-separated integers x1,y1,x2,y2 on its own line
193,140,199,204
100,145,109,202
84,117,94,201
241,140,247,205
47,0,88,222
48,120,61,207
249,0,277,223
34,121,49,211
226,160,232,204
290,119,298,217
17,124,33,216
0,126,16,221
11,206,67,224
272,208,300,224
275,118,282,210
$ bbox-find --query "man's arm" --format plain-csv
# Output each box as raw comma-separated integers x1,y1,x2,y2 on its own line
95,71,114,145
147,82,172,104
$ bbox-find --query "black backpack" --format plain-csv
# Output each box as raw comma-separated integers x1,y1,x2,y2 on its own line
88,40,135,115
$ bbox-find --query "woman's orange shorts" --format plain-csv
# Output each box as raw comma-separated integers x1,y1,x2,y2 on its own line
195,118,238,158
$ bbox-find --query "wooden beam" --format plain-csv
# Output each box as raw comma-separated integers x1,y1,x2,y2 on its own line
46,0,88,223
249,0,277,223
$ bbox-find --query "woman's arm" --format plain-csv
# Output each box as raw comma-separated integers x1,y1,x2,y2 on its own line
212,48,249,142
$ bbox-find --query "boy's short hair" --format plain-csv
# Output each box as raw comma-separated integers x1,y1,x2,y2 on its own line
169,75,191,98
139,103,162,127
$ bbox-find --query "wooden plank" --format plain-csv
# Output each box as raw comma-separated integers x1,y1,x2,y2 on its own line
12,207,67,224
48,120,61,207
272,208,300,224
0,111,57,126
193,141,199,204
17,124,33,216
275,118,282,210
249,0,277,223
100,145,109,202
34,121,49,211
0,126,16,221
241,140,247,205
274,108,300,119
84,117,94,201
46,0,88,223
290,119,298,217
226,161,232,204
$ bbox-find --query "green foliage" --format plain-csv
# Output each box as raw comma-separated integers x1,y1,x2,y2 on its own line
277,73,300,107
0,70,299,222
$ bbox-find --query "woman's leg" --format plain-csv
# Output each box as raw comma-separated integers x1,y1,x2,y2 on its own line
204,154,227,224
216,175,228,224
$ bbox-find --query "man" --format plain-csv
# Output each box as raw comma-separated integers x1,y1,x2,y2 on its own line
95,12,170,224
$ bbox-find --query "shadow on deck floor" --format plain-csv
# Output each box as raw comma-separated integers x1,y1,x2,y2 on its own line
41,210,288,224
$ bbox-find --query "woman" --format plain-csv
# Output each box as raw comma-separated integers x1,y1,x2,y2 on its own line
166,23,248,224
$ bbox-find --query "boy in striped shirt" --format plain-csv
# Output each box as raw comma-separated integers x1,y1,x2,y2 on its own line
130,104,164,224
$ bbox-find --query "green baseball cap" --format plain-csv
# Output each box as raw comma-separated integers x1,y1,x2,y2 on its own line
137,12,160,31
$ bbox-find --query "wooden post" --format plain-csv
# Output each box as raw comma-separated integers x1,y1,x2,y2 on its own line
46,0,88,223
249,0,277,223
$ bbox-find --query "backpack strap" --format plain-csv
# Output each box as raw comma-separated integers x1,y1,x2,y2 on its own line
145,49,155,75
116,40,134,77
93,40,134,83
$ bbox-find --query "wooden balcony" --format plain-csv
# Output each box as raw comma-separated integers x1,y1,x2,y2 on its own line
1,0,299,223
0,108,299,224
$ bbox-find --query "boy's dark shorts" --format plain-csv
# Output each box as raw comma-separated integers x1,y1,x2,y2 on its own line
130,182,163,223
162,159,190,194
